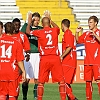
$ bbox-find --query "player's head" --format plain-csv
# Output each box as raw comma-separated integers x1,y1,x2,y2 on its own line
4,22,15,35
61,19,70,32
0,21,3,35
88,16,99,30
12,18,21,33
41,17,50,27
32,12,41,27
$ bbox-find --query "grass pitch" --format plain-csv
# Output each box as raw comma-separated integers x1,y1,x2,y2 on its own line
18,83,100,100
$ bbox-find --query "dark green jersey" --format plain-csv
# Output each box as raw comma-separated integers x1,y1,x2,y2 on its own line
21,23,43,53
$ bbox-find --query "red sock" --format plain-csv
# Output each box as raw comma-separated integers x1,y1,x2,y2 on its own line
37,84,44,100
59,83,66,100
9,96,16,100
0,95,6,100
66,84,75,100
97,82,100,95
86,81,93,100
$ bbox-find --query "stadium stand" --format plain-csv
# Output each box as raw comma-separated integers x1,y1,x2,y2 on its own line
0,0,25,28
67,0,100,32
16,0,79,42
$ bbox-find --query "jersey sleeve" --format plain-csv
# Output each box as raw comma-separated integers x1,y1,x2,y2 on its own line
16,42,24,62
64,32,73,48
23,34,30,52
55,27,60,35
30,30,40,37
78,32,86,43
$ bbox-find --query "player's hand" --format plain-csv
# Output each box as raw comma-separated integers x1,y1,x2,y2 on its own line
22,71,26,82
28,11,32,25
43,10,51,19
89,30,96,36
25,54,30,62
76,27,83,33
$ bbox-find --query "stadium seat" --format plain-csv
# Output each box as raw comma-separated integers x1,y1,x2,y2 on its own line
16,0,79,42
67,0,100,32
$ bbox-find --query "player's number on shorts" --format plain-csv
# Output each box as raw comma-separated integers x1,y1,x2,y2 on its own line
46,34,52,45
0,45,12,58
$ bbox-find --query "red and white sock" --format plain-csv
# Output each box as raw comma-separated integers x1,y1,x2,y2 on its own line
37,84,44,100
86,81,93,100
59,83,66,100
66,83,75,100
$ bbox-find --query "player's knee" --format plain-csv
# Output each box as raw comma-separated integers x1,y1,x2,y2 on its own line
96,79,100,82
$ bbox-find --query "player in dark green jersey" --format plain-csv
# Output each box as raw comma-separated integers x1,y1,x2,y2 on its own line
21,12,42,100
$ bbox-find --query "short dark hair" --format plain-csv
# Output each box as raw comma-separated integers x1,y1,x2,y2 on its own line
0,21,3,29
32,12,41,18
4,22,15,34
88,16,99,24
12,18,21,23
61,19,70,28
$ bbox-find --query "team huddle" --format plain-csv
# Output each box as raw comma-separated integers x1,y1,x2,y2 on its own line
0,10,100,100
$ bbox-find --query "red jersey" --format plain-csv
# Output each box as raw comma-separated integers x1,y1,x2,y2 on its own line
62,29,76,67
78,29,100,65
30,27,60,56
12,31,30,52
0,34,24,81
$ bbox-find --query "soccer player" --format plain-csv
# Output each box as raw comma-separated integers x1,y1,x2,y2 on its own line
75,16,100,100
21,12,42,100
12,18,30,100
0,21,3,37
26,12,66,100
0,22,26,100
61,19,78,100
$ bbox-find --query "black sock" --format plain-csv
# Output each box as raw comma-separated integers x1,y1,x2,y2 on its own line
33,84,38,98
22,82,28,100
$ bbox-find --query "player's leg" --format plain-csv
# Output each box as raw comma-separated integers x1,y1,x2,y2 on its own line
84,65,93,100
0,95,6,100
22,79,30,100
33,79,38,100
30,53,40,99
37,83,44,100
86,81,93,100
93,65,100,95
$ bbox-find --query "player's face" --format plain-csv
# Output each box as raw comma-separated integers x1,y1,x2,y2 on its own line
32,17,40,27
61,23,64,32
0,25,3,35
13,22,21,33
88,19,97,30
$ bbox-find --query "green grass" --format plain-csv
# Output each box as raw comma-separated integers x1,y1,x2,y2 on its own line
18,83,100,100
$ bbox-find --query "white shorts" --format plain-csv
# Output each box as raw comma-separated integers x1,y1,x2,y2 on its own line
30,53,40,79
24,60,34,79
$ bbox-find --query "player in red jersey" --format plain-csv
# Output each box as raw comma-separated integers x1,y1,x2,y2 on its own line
61,19,78,100
0,22,26,100
76,16,100,100
26,12,66,100
0,21,3,38
12,18,30,100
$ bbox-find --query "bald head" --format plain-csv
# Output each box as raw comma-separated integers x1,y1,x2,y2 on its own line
41,17,50,27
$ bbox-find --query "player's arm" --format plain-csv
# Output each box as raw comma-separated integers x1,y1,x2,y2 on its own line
75,27,83,43
26,12,32,35
44,10,59,28
18,61,26,82
60,47,72,61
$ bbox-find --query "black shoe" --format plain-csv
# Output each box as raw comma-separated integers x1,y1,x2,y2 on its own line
74,97,78,100
23,97,27,100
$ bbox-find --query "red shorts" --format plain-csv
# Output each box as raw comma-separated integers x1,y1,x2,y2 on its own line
0,78,20,96
62,65,76,84
38,55,64,83
84,65,100,81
